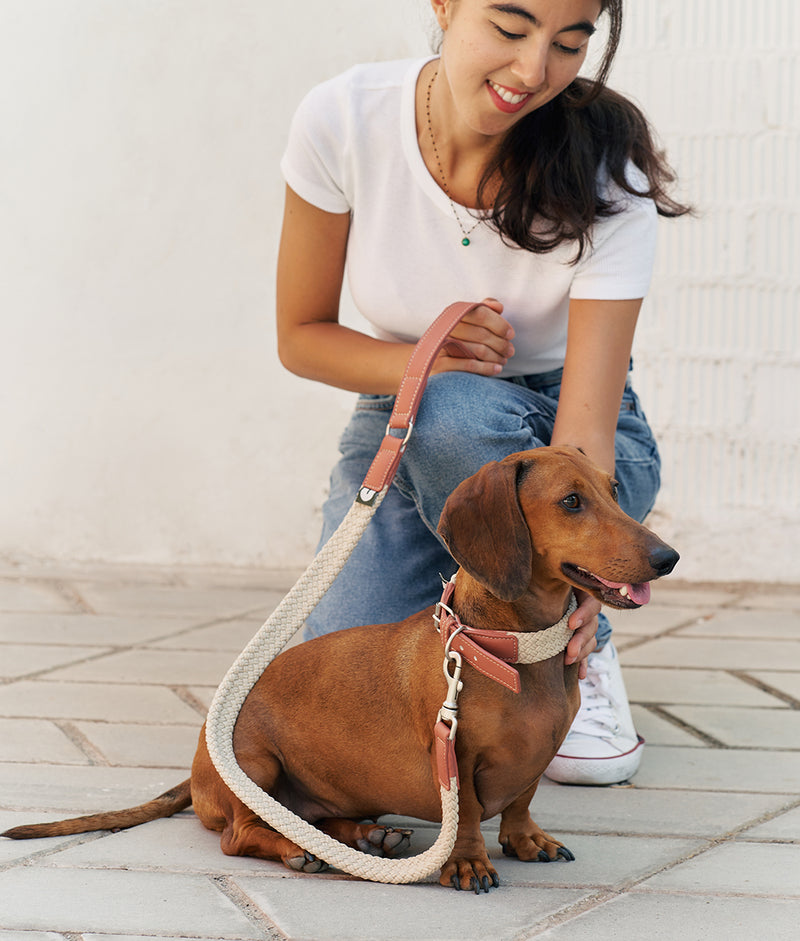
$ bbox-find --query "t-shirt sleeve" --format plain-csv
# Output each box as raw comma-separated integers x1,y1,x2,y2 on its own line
280,76,353,215
570,167,658,300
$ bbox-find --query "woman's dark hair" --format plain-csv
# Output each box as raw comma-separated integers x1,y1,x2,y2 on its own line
475,0,692,259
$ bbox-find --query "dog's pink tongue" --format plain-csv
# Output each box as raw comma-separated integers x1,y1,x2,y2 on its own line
596,576,651,606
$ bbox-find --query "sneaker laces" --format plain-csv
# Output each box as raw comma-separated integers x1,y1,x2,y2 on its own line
570,656,621,739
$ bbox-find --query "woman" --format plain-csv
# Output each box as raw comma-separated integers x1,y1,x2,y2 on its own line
276,0,688,785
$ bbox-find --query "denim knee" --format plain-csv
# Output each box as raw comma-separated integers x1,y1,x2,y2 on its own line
391,373,560,537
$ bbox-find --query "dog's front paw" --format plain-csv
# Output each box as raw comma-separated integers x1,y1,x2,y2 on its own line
356,825,413,857
284,850,329,873
500,828,575,863
440,857,500,894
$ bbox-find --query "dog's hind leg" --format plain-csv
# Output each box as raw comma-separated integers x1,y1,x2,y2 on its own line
219,800,328,873
192,729,328,873
498,782,575,863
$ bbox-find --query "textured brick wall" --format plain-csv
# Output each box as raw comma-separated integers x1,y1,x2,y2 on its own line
610,1,799,581
1,2,796,582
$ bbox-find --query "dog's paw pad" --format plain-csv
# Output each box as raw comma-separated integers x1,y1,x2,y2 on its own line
357,826,413,857
286,851,328,873
382,827,413,853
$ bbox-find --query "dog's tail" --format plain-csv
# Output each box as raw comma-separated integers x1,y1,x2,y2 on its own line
1,778,192,840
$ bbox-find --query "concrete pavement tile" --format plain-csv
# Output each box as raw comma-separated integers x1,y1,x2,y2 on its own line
0,718,90,764
82,937,211,941
640,842,800,896
334,822,702,890
0,934,66,941
609,631,642,650
82,937,210,941
734,589,800,611
746,671,800,703
234,876,587,941
739,804,800,841
72,582,284,618
0,811,85,864
45,648,236,685
491,834,705,888
0,612,203,647
609,605,710,636
148,617,269,651
71,720,200,768
41,815,274,874
37,816,701,888
533,894,800,941
631,706,705,746
676,608,800,639
662,705,800,749
186,686,222,711
0,681,202,723
624,667,788,707
0,644,112,680
172,567,297,591
631,746,800,792
0,868,263,937
0,580,76,613
647,584,741,608
620,637,800,671
0,763,191,813
527,782,791,838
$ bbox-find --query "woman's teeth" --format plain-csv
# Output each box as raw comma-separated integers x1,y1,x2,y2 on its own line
489,81,528,104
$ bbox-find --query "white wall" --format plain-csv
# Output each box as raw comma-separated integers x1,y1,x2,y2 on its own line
612,2,800,581
1,1,797,582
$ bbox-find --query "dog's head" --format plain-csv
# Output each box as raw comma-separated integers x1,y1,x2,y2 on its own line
437,446,679,606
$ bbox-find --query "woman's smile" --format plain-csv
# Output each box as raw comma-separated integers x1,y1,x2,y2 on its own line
487,79,532,113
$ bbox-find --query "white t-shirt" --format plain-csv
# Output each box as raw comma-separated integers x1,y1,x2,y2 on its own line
281,58,657,376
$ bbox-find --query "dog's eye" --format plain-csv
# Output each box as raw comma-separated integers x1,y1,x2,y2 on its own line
561,493,581,511
611,482,619,502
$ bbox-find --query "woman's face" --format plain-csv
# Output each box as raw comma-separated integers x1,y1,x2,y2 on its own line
432,0,603,138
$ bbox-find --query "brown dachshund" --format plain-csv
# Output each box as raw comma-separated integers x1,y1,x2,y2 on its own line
3,446,678,892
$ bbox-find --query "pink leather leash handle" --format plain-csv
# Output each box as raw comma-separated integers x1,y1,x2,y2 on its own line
357,301,482,505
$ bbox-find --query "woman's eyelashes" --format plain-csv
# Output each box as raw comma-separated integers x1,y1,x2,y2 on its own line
491,22,585,56
554,42,583,56
491,22,526,41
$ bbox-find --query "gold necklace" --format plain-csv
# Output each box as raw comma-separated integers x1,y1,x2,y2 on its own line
425,70,482,247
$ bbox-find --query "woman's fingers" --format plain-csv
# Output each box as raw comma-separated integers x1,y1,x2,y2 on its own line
434,299,515,374
565,591,601,677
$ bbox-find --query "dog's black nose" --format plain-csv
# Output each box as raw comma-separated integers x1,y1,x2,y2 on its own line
650,545,680,577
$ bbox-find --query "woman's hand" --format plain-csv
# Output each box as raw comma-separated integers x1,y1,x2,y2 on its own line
432,298,515,377
565,589,601,680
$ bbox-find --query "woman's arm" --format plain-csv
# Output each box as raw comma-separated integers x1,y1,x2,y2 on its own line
276,186,515,393
551,296,643,670
552,297,643,475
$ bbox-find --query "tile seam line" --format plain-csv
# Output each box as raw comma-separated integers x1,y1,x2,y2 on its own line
517,797,800,938
210,873,289,941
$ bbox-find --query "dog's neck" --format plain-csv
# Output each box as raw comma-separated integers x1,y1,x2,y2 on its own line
450,570,575,634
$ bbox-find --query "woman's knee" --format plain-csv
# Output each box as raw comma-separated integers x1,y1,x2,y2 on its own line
407,373,553,463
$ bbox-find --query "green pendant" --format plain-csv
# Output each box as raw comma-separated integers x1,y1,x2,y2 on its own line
461,237,470,246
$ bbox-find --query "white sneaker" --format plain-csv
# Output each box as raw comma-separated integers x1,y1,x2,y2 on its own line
545,642,644,786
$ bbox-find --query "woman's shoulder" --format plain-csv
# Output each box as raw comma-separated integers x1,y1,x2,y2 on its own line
299,57,426,111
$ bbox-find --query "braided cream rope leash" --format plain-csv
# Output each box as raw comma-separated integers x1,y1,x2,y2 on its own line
204,487,461,883
205,303,483,884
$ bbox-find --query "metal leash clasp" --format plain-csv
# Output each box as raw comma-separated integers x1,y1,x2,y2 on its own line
437,634,464,739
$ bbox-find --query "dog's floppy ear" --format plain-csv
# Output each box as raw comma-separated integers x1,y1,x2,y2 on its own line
437,456,533,602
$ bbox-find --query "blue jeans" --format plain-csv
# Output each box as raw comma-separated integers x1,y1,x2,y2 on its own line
305,370,661,645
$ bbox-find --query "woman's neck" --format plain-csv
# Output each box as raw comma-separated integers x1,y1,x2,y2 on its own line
416,60,502,210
